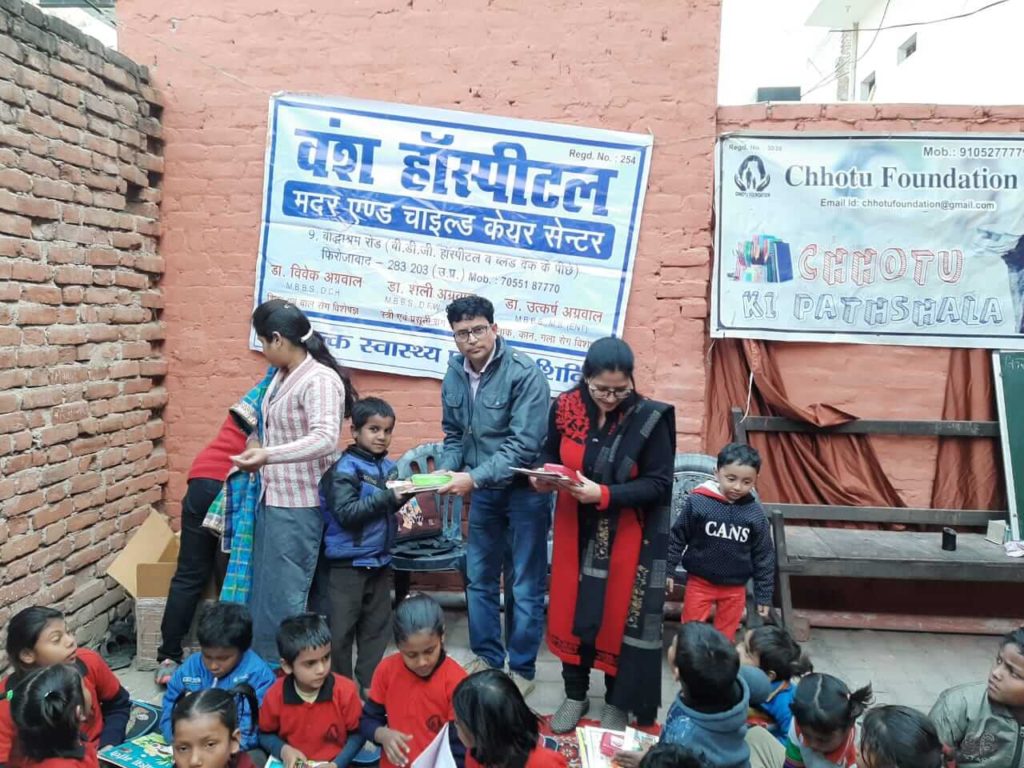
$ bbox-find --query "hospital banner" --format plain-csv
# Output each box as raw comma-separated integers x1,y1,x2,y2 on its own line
713,133,1024,349
253,94,653,392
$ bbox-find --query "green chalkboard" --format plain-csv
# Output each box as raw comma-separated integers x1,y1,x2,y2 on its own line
993,351,1024,541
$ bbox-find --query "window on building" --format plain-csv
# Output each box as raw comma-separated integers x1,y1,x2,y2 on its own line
898,34,917,64
860,72,877,101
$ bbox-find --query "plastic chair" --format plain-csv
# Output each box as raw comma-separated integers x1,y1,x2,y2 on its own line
391,442,467,602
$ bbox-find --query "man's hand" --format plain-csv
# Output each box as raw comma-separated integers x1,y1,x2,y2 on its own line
665,577,675,593
376,728,412,767
757,604,772,619
231,447,269,472
567,473,603,506
437,471,475,497
281,745,308,768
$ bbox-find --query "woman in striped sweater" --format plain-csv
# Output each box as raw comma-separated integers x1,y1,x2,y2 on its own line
232,299,357,662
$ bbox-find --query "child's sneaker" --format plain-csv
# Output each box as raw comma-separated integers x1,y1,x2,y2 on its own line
352,743,381,766
154,659,178,686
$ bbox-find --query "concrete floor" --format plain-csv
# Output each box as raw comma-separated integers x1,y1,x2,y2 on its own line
120,608,999,718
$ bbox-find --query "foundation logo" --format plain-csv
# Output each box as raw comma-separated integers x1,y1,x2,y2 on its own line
734,155,771,196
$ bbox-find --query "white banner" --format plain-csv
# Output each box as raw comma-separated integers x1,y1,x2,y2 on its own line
253,94,653,392
713,133,1024,349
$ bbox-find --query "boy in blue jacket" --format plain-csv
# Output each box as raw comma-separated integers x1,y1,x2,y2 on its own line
160,601,275,751
319,397,408,693
661,622,772,768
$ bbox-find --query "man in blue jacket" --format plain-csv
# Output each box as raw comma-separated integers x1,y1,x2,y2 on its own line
159,602,276,752
438,295,551,697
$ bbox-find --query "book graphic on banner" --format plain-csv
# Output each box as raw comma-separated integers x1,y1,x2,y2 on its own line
729,235,793,283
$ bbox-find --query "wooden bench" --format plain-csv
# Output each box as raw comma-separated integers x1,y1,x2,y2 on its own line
731,408,1020,637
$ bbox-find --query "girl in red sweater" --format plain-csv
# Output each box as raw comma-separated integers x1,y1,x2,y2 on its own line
1,608,129,768
10,664,96,768
171,688,261,768
452,670,567,768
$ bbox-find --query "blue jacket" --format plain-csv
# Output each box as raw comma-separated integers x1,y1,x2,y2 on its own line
319,446,402,567
757,678,796,743
439,337,551,488
160,649,276,750
660,666,771,768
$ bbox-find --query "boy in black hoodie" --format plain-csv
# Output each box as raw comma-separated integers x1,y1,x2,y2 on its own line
666,443,775,641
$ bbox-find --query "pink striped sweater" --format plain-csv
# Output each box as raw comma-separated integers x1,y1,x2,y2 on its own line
260,354,345,507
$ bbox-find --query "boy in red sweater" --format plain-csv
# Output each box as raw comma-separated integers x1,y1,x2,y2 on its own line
258,614,365,768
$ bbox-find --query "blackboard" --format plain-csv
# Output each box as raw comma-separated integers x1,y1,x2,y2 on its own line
992,351,1024,541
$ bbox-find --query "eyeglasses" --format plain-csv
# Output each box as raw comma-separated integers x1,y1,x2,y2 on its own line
587,382,634,400
452,325,492,343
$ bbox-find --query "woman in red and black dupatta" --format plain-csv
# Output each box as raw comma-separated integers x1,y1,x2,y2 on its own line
531,337,675,734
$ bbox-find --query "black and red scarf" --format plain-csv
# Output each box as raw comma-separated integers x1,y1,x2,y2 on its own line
548,388,675,715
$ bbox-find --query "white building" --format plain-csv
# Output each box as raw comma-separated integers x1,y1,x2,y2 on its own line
28,0,117,49
720,0,1024,105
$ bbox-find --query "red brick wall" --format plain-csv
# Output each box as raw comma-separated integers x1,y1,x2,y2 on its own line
115,3,1024,517
0,0,164,657
118,0,721,507
717,103,1024,506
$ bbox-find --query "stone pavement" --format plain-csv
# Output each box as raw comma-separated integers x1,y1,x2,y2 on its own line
119,607,998,718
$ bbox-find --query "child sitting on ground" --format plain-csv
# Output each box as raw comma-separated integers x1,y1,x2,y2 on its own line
652,622,772,768
171,688,262,768
929,626,1024,768
452,669,566,768
161,602,276,753
666,443,775,641
259,613,365,768
10,664,95,768
359,594,467,768
1,606,130,766
858,706,944,768
784,673,872,768
319,396,408,693
739,625,813,742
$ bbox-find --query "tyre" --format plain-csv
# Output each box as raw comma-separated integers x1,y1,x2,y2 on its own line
671,453,717,526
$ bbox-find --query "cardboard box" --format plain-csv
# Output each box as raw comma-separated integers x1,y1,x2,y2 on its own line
106,512,214,671
107,512,180,599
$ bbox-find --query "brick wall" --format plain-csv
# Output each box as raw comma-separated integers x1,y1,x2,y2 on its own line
118,0,721,507
717,102,1024,506
0,0,164,660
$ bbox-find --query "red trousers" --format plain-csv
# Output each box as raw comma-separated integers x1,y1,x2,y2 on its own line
681,574,746,641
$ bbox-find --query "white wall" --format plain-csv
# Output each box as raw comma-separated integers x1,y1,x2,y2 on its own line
721,0,1024,105
852,0,1024,104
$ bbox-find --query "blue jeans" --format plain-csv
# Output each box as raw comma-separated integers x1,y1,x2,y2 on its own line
249,504,324,662
466,486,551,678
